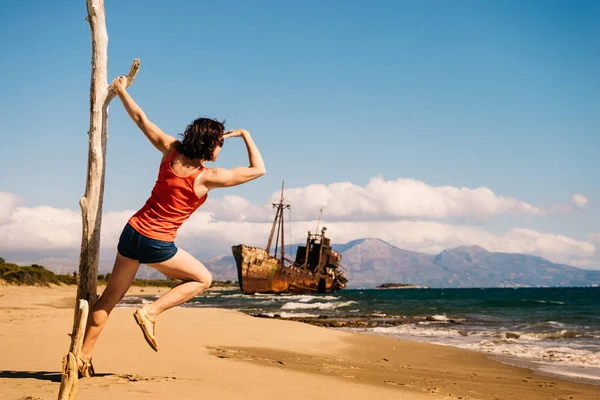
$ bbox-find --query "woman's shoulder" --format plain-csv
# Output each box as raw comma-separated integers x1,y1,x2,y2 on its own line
160,146,179,165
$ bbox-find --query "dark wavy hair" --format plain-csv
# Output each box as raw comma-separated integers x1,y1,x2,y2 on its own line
175,118,225,160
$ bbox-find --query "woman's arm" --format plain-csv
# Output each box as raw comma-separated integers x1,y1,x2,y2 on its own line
110,76,177,155
203,130,266,189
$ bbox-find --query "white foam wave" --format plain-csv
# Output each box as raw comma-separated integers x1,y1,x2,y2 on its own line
280,300,357,311
278,295,339,302
428,314,450,321
518,321,567,330
119,296,152,305
371,325,462,337
256,299,277,305
282,295,338,303
221,293,340,302
219,293,246,298
516,330,585,341
469,341,600,367
362,324,600,368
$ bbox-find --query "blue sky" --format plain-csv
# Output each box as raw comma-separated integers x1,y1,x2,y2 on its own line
0,1,598,269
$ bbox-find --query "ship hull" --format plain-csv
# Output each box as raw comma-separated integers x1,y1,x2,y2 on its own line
232,244,345,294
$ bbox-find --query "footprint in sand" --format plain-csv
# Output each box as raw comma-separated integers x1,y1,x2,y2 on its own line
120,374,155,382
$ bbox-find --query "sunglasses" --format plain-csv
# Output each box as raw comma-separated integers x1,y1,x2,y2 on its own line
219,138,224,147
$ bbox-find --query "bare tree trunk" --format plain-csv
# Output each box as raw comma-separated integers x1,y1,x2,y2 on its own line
57,1,139,397
78,0,139,306
76,0,108,307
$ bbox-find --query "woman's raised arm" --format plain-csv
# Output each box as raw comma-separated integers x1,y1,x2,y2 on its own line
110,76,177,155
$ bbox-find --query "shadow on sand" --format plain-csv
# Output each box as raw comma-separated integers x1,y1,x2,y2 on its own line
0,370,112,383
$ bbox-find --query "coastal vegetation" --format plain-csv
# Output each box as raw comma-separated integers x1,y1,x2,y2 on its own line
0,257,237,288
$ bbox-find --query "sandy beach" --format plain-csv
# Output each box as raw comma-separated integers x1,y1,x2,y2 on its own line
0,284,598,400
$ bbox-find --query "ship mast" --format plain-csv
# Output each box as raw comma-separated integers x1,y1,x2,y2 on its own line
265,181,290,265
315,207,323,234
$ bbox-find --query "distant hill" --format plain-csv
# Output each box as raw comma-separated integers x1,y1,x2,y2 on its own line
332,239,600,288
203,238,600,288
14,239,600,288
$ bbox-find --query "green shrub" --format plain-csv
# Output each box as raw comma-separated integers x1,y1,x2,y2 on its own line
57,274,78,285
0,260,238,288
0,263,78,286
2,264,60,286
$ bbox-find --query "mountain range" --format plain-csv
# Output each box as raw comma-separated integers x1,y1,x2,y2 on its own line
331,239,600,288
134,238,600,288
12,238,597,288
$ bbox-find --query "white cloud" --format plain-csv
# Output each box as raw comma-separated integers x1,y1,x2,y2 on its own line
589,233,600,247
0,206,81,250
201,195,270,222
258,177,583,221
313,221,595,265
571,193,589,209
0,203,133,251
150,178,586,223
0,185,595,268
0,192,21,225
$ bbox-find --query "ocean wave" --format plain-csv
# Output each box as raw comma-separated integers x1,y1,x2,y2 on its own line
425,314,452,322
504,330,587,341
367,324,591,342
469,342,600,367
365,324,600,368
220,293,340,302
284,295,339,303
255,299,277,305
218,293,246,298
516,321,567,330
119,296,151,306
429,314,449,321
281,300,357,311
533,300,566,305
371,325,463,337
261,312,319,318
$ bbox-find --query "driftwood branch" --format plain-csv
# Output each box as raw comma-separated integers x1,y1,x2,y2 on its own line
76,0,109,308
58,353,77,400
59,0,140,398
77,3,140,307
107,58,140,103
58,300,89,400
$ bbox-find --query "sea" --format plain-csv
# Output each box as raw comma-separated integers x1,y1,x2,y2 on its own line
122,287,600,385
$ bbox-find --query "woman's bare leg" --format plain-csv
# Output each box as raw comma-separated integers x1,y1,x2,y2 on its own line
80,253,140,360
143,248,212,319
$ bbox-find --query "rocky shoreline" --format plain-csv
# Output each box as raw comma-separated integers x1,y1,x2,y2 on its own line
375,283,429,289
251,313,462,328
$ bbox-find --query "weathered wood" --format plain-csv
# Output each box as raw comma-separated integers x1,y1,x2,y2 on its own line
77,0,109,307
58,300,89,399
58,1,139,398
71,300,89,355
57,352,78,400
77,0,139,307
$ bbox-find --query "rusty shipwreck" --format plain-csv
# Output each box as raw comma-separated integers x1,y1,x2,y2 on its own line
231,185,347,294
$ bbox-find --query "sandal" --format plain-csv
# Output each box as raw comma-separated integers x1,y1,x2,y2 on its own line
77,356,95,378
133,307,159,352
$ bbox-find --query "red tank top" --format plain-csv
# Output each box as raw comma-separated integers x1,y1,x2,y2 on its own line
128,150,207,241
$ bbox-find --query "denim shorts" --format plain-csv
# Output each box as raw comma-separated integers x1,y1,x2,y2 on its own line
117,223,178,264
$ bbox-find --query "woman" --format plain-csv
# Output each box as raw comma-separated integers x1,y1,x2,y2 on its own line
78,76,266,376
